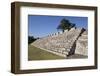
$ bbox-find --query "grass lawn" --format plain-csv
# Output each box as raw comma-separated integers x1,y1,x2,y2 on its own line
28,45,65,60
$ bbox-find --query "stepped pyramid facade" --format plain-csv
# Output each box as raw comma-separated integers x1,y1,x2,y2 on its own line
31,28,88,58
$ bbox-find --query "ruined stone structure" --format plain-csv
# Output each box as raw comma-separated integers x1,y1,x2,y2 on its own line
31,28,88,58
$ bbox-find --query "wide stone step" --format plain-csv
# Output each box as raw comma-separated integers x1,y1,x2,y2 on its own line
77,40,87,47
82,34,87,37
82,31,88,35
79,35,88,39
78,38,88,41
47,46,70,55
47,48,69,56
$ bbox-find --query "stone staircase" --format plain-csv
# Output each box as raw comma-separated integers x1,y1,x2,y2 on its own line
31,28,87,58
75,31,88,56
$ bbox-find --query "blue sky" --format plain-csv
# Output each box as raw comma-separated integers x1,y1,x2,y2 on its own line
28,15,88,38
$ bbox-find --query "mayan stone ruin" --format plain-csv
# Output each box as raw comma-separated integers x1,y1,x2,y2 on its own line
31,27,88,58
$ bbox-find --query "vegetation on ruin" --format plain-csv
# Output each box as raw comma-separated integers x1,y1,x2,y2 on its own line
57,18,76,32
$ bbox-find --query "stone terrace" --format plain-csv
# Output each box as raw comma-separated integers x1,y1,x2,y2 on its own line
31,28,88,58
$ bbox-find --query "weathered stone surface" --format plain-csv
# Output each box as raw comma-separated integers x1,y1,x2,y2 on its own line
31,28,88,58
75,31,88,56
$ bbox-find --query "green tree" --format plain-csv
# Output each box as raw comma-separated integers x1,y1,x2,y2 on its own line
28,36,37,44
57,18,76,32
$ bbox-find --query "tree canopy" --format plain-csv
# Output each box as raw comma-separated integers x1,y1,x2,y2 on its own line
28,36,38,44
57,18,76,32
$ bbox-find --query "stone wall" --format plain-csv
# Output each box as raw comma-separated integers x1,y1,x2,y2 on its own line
31,28,88,58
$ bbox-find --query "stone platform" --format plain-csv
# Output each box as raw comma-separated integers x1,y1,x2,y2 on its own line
31,28,88,58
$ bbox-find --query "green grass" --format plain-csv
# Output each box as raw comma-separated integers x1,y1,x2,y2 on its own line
28,45,65,60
